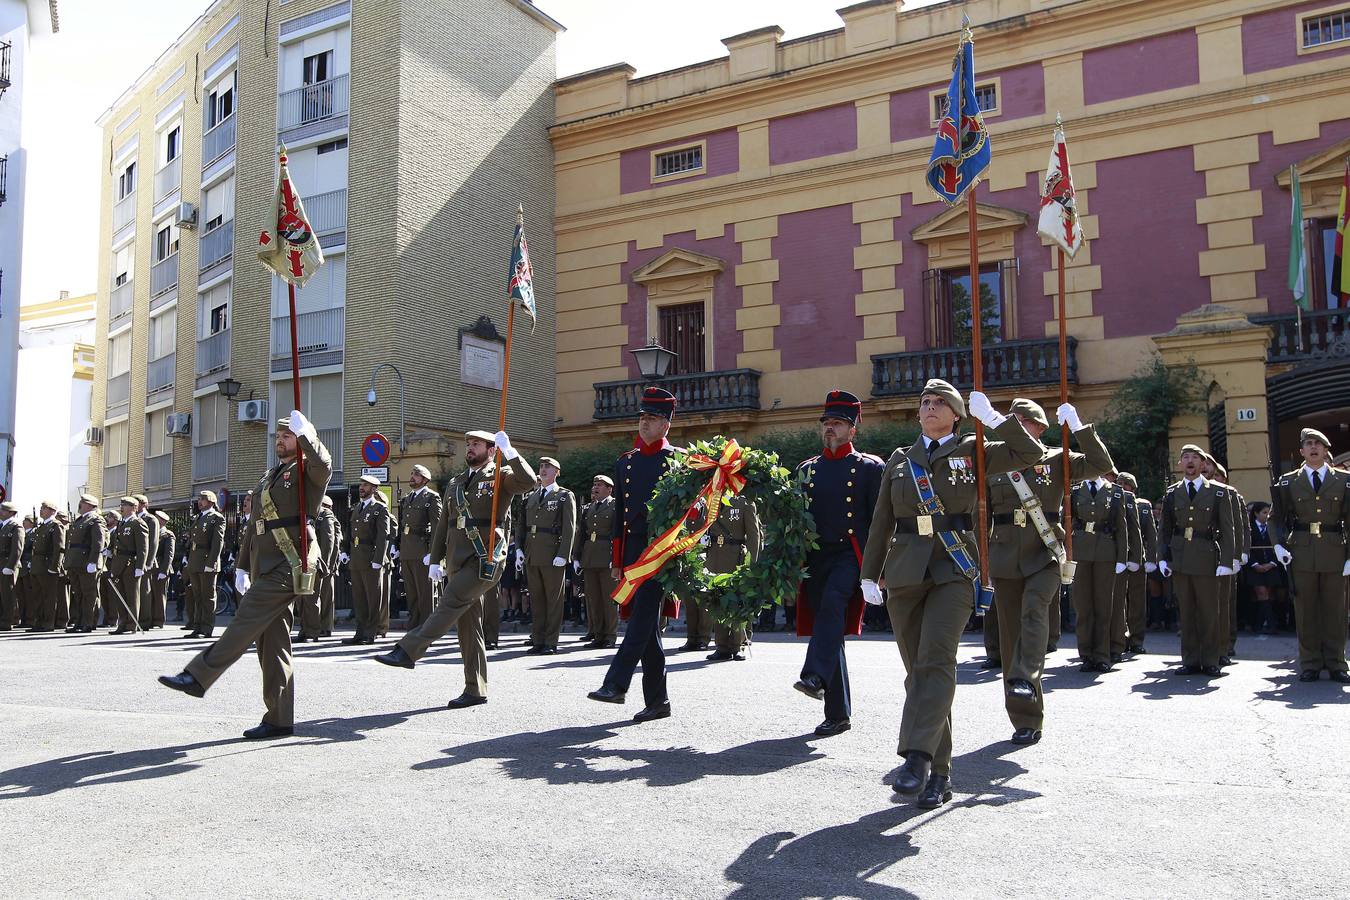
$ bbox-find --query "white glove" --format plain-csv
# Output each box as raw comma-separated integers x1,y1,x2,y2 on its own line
552,556,566,568
235,570,251,595
158,573,168,581
1233,559,1241,570
428,563,444,581
339,552,350,564
1241,553,1248,565
1,568,11,575
573,561,581,574
1159,560,1172,578
287,408,317,442
1114,562,1127,574
134,568,144,578
1144,562,1157,573
389,547,399,560
422,553,431,566
967,390,1006,428
1274,544,1292,565
1342,560,1350,577
699,533,710,547
371,561,382,571
86,563,97,574
101,548,111,558
1216,565,1234,577
494,430,518,461
1126,562,1140,572
860,579,884,606
1056,402,1085,432
515,549,525,567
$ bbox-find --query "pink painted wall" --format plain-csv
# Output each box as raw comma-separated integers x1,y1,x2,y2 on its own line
890,61,1045,143
768,103,857,165
772,205,862,369
1244,0,1350,74
619,129,740,194
1083,29,1199,105
620,228,742,379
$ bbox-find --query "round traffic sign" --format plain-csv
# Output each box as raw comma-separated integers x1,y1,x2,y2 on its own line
362,433,390,467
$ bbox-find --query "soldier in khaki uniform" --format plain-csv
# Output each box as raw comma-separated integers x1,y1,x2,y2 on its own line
376,429,536,708
345,474,389,646
1159,444,1237,676
0,501,24,630
517,456,576,654
985,399,1112,744
185,491,226,639
376,491,396,636
64,494,107,633
705,493,762,662
1117,472,1158,654
55,512,74,629
860,380,1042,808
17,516,35,626
108,497,150,633
135,495,160,626
314,495,341,638
1271,427,1350,683
28,501,66,632
400,464,441,631
1202,454,1249,664
98,511,120,628
159,410,333,738
575,475,617,649
1104,471,1142,664
1069,471,1129,672
146,510,175,629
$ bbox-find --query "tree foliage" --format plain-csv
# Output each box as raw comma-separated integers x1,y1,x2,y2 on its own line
1096,355,1205,500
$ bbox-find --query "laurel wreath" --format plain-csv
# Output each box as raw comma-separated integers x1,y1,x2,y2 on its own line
646,436,818,627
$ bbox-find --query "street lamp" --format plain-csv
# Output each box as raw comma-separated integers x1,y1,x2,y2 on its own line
367,362,406,453
216,376,242,401
630,339,677,382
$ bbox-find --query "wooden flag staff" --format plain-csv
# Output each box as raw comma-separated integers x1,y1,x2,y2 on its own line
967,187,991,590
484,206,523,569
1057,246,1074,562
286,279,310,573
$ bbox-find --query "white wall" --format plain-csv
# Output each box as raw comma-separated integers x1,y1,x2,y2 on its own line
0,0,31,503
13,312,95,513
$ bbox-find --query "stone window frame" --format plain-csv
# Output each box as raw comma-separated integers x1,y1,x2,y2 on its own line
928,76,1002,127
650,139,708,184
1297,4,1350,56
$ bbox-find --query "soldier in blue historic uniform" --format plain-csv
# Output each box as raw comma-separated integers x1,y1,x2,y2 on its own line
792,390,886,739
587,387,680,723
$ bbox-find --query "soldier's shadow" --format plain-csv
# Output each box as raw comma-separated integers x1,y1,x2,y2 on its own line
411,724,823,788
293,706,446,744
1130,666,1222,700
1252,673,1350,708
883,741,1041,811
0,737,251,799
954,659,1002,686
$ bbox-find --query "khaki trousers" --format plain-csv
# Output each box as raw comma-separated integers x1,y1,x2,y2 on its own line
886,577,974,775
1049,590,1062,645
114,570,142,628
146,575,169,628
320,572,335,632
0,570,17,627
379,566,392,635
1173,572,1220,669
54,579,71,628
350,559,381,640
1072,560,1116,665
1214,574,1234,659
526,562,566,648
993,566,1058,731
140,572,153,627
482,584,499,645
296,580,322,638
1109,572,1129,656
32,571,60,630
583,568,617,641
402,556,433,630
99,572,117,626
714,621,748,652
190,572,217,636
396,562,493,698
684,597,714,645
983,596,1001,661
69,570,100,630
1292,571,1348,673
1125,569,1148,648
186,567,298,728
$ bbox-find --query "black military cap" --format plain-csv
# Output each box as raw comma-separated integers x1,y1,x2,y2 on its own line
820,389,862,425
639,387,676,421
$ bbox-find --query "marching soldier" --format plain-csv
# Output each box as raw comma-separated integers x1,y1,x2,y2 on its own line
65,494,107,633
136,495,160,624
158,410,333,738
185,491,226,639
1271,428,1350,683
345,474,389,646
985,398,1111,745
29,501,66,633
146,510,175,629
401,464,441,631
375,429,536,709
1203,454,1249,664
575,475,618,649
1069,469,1129,673
109,497,149,633
518,457,577,654
314,494,341,638
586,387,681,722
793,391,886,739
1117,472,1158,654
861,380,1042,808
0,501,23,630
706,492,762,662
1104,471,1142,664
1159,444,1237,677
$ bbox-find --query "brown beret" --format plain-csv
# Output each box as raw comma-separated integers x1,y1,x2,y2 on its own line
1008,398,1048,429
920,378,966,419
1301,427,1332,450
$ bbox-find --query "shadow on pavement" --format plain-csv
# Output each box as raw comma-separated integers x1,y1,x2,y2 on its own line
411,725,824,787
1252,673,1350,708
0,738,253,799
1129,667,1222,700
955,660,1002,686
294,706,446,743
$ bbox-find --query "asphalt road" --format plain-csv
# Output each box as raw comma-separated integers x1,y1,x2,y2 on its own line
1,621,1346,898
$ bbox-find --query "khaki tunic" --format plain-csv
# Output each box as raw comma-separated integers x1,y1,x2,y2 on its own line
518,484,577,648
706,495,762,652
399,487,441,630
1160,478,1237,669
348,498,390,640
1272,466,1350,673
64,512,107,630
577,497,617,641
0,517,26,627
109,515,151,625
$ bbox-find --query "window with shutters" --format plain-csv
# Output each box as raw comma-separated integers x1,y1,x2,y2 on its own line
930,80,1000,124
154,223,180,262
105,422,129,467
117,160,137,199
658,301,706,374
1300,7,1350,51
651,141,707,182
146,408,172,459
149,308,176,360
194,392,229,447
108,330,132,376
922,260,1019,348
206,75,235,129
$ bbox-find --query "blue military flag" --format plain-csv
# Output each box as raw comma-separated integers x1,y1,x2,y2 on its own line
508,204,537,329
926,22,991,206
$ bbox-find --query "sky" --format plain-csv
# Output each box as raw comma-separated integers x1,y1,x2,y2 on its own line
18,0,942,306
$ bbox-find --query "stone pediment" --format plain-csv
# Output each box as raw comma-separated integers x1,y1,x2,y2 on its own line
911,202,1030,244
1275,137,1350,189
631,248,726,284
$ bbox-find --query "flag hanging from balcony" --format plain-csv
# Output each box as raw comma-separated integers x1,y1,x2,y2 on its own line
1288,165,1307,310
508,204,537,329
1037,118,1084,259
1331,160,1350,305
258,144,325,287
926,20,991,206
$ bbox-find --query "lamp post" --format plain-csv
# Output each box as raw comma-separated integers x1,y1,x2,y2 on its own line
630,339,677,382
367,362,406,453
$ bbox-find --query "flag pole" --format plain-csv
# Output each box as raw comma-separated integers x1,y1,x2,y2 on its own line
968,184,990,590
286,278,310,572
485,206,522,568
1058,245,1074,560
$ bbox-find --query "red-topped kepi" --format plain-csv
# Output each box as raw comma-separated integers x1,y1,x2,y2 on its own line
820,389,862,425
639,386,676,421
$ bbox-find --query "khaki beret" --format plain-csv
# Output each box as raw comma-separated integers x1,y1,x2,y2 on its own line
56,512,70,522
1008,398,1048,429
465,430,495,444
154,510,170,524
1117,471,1137,489
0,501,18,513
198,490,219,506
1301,427,1332,450
539,456,561,470
920,378,966,419
40,499,58,510
79,493,99,507
133,494,149,505
1179,443,1206,456
358,474,381,487
411,464,431,479
321,495,334,507
593,475,614,487
119,496,138,507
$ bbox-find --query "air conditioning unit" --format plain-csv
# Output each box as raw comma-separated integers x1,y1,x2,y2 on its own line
175,201,198,230
84,426,104,446
238,398,269,424
166,413,192,437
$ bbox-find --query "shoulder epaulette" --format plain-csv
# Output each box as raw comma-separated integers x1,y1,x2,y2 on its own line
1165,485,1177,494
798,456,821,469
860,452,886,465
1215,488,1227,497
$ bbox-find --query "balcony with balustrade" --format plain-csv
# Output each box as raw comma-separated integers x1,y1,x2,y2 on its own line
594,369,762,421
193,440,228,482
147,353,176,396
199,219,234,272
203,115,236,167
279,74,349,131
0,40,11,93
196,329,230,377
151,253,178,297
1252,308,1350,364
271,307,344,370
305,189,347,243
871,337,1078,397
112,192,136,233
106,372,130,413
0,155,7,208
154,158,181,201
109,280,133,325
144,452,172,489
103,464,127,497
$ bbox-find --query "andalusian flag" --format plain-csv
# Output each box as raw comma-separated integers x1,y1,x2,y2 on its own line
1037,118,1084,259
1332,161,1350,305
508,204,537,328
258,145,325,286
1288,165,1307,309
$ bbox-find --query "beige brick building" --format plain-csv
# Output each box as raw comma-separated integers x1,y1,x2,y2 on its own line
88,0,561,514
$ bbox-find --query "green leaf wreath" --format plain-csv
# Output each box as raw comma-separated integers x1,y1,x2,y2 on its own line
645,435,818,627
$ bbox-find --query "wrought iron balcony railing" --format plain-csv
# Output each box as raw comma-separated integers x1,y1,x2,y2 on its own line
279,74,350,130
0,40,11,93
594,369,762,421
1252,308,1349,363
872,337,1078,397
0,155,7,207
199,219,234,271
203,115,236,167
196,329,230,376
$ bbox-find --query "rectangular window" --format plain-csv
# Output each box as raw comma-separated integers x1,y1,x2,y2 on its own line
200,281,231,337
203,177,235,231
149,307,176,360
105,422,129,466
194,392,229,446
113,244,133,286
654,145,704,179
1312,217,1346,309
117,161,137,199
154,223,180,261
317,138,348,155
303,50,333,85
164,126,181,163
933,82,999,122
108,331,132,375
146,408,171,458
1302,9,1350,48
924,261,1018,348
658,301,706,374
206,76,235,129
270,373,342,438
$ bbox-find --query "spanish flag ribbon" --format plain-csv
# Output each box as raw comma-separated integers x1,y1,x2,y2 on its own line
613,440,748,607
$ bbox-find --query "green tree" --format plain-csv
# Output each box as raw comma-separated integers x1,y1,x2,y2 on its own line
1096,355,1205,500
950,278,1001,346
